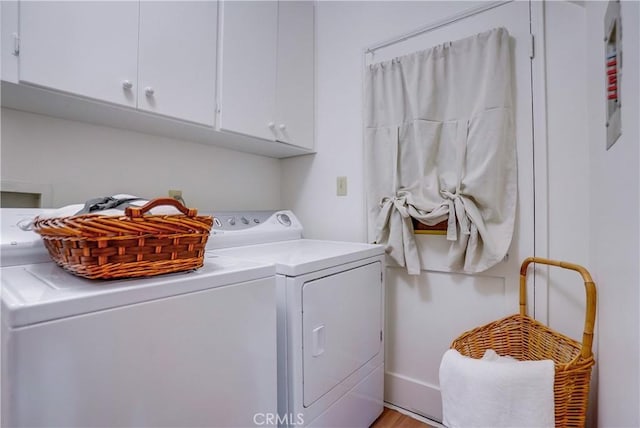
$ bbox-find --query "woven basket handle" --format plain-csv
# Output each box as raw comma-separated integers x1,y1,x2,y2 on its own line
520,257,597,359
125,198,198,218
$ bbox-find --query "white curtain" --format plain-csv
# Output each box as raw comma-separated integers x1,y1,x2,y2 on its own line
364,27,516,275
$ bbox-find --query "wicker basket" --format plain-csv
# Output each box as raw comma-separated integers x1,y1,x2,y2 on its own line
451,257,597,428
32,198,213,280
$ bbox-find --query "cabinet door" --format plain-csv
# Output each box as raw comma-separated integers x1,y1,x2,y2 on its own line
1,1,19,83
138,2,217,126
275,1,315,150
219,1,278,140
19,1,138,107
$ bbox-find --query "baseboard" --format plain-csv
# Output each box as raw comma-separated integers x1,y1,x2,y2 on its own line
383,402,446,428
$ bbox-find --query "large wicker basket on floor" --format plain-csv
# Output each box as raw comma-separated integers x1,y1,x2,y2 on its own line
451,257,597,428
32,198,213,280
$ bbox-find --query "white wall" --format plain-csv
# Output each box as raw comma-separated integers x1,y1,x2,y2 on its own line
282,1,485,241
0,108,282,210
542,4,599,425
544,1,590,348
585,1,640,426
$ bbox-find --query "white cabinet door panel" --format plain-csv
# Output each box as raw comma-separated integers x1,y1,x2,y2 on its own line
219,1,277,140
276,1,315,149
19,1,138,107
138,1,217,126
1,1,19,83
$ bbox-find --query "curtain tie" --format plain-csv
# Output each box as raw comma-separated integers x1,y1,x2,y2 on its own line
379,192,411,217
440,190,471,242
375,193,409,244
374,192,422,275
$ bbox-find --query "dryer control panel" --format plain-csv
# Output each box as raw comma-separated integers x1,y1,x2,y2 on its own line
205,210,303,250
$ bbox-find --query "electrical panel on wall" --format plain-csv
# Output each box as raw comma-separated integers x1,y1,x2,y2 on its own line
605,0,622,150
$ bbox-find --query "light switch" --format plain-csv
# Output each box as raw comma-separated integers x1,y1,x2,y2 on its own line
336,176,347,196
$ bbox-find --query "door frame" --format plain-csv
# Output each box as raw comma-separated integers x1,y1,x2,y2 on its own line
360,1,552,422
530,0,550,324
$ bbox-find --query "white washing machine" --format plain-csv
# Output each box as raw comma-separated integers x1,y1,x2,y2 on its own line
207,211,385,427
0,209,278,428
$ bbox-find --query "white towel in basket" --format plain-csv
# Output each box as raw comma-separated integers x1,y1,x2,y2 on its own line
439,349,555,428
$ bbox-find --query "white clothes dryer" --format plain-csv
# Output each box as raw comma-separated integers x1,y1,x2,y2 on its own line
207,211,385,428
0,209,278,428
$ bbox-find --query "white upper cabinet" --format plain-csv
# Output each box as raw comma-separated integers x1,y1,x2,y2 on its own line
19,1,139,107
138,2,217,126
18,1,217,126
219,1,278,141
4,0,314,158
275,1,315,150
219,1,315,150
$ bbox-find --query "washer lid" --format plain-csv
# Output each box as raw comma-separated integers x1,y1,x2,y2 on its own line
211,239,384,276
1,254,275,328
0,208,50,267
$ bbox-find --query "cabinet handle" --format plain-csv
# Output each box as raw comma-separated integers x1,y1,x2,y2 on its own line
145,87,155,97
279,124,286,131
122,80,133,90
267,122,276,129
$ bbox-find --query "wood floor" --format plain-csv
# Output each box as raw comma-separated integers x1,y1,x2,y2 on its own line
370,407,435,428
